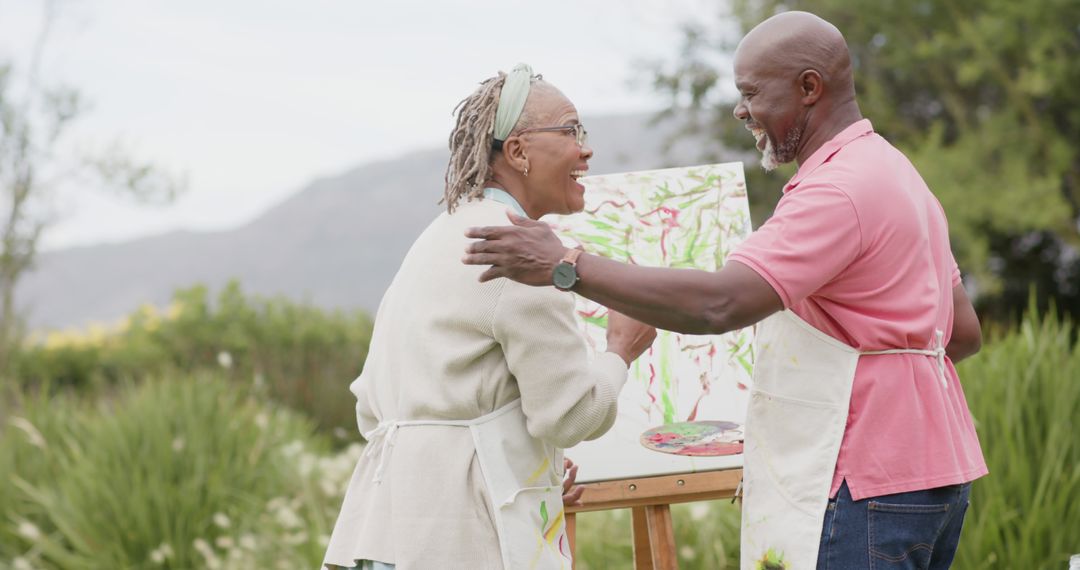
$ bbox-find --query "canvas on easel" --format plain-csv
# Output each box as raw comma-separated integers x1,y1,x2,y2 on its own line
549,162,754,484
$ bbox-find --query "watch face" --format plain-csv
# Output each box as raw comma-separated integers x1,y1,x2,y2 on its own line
553,263,578,290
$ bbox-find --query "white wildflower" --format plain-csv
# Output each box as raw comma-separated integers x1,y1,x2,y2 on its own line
215,536,234,549
12,557,34,570
225,547,248,565
281,440,304,459
172,437,186,452
689,502,711,521
16,519,42,541
212,512,231,528
193,538,221,569
274,504,303,529
239,534,257,550
217,351,233,369
255,412,269,430
320,478,339,497
298,453,316,477
149,543,174,564
9,417,46,449
680,545,696,559
283,531,309,545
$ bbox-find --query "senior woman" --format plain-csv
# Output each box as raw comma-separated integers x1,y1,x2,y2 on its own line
322,64,656,570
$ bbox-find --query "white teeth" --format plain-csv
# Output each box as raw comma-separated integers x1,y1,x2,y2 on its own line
570,170,587,178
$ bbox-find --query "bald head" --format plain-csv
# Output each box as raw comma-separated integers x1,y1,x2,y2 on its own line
735,11,855,100
731,11,863,168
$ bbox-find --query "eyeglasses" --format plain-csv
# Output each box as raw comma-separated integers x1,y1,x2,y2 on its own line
518,123,589,147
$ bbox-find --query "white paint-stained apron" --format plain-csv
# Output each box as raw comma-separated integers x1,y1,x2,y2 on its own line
740,310,946,570
364,399,572,570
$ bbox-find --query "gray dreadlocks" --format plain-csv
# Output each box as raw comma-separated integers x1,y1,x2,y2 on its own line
442,71,548,212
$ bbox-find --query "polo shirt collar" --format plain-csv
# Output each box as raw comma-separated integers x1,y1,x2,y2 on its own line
784,119,874,192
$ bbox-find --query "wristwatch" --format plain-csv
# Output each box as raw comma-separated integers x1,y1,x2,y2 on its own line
552,248,583,291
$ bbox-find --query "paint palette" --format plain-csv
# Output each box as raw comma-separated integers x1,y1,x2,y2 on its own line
640,421,744,456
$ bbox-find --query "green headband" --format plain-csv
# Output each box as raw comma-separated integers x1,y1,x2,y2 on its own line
493,63,535,144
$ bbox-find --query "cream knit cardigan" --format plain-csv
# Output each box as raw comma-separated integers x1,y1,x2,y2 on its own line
323,198,628,570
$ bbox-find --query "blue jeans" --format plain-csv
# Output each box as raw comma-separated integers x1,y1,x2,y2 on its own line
817,480,971,569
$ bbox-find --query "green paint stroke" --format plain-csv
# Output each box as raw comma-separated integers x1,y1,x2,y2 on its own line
664,422,708,436
540,500,549,529
659,332,675,423
581,314,608,328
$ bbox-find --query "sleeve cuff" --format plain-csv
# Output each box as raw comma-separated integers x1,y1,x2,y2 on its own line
726,255,792,308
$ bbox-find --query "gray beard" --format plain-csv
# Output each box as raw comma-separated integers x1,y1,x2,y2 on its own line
760,125,803,172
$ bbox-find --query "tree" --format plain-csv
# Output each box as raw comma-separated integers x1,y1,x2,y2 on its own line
0,4,182,375
650,0,1080,322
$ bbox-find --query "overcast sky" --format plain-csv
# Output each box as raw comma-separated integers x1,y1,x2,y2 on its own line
0,0,732,250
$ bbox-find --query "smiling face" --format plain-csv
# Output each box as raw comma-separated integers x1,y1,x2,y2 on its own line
514,84,593,217
732,44,807,171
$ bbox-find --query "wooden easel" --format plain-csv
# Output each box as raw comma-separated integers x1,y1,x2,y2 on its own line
566,468,742,570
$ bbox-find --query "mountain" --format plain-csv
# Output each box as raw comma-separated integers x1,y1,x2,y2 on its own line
18,113,727,330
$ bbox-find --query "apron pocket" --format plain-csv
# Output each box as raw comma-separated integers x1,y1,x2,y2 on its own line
749,389,846,515
498,485,572,570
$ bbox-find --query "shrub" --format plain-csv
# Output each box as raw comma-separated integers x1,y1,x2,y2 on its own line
12,281,373,440
953,309,1080,569
0,373,361,569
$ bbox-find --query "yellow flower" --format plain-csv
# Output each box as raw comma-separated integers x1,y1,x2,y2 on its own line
43,331,71,350
85,323,108,347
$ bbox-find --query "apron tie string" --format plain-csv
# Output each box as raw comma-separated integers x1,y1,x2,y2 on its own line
359,401,524,485
362,421,400,485
861,328,948,389
933,329,947,389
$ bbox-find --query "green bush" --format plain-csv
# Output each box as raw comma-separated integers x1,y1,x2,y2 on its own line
12,281,374,440
952,309,1080,569
0,374,362,569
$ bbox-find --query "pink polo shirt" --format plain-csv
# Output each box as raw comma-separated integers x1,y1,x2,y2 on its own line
729,119,987,501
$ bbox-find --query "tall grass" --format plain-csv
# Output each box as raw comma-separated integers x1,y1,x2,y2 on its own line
953,309,1080,569
0,374,361,569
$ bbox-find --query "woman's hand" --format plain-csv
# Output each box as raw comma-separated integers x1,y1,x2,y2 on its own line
606,310,658,366
562,457,585,507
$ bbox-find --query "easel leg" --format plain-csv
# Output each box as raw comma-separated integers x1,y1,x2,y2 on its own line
631,507,655,569
645,505,678,570
567,512,577,569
